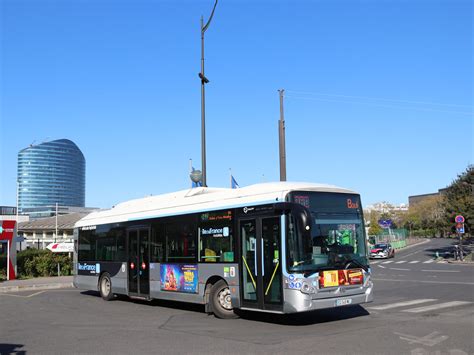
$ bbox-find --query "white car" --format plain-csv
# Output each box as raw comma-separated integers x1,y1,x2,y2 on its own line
369,243,395,259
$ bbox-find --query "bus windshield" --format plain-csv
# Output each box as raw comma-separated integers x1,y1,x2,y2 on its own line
287,192,368,275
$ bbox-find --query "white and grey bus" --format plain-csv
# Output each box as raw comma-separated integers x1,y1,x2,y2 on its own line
74,182,373,318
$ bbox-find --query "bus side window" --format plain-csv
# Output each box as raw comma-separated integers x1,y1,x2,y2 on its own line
164,218,197,263
151,224,164,263
199,211,234,263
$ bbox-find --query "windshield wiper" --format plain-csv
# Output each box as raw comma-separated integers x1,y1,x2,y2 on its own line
343,258,368,272
292,258,313,267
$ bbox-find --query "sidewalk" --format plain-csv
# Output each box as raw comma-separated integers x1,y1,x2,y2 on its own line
0,275,74,293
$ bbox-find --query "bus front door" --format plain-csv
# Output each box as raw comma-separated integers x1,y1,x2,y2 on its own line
127,228,150,298
240,217,282,311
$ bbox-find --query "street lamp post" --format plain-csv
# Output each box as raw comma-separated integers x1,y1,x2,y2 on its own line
278,89,287,181
199,0,218,187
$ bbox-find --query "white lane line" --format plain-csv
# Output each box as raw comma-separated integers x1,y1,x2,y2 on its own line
372,278,474,285
368,299,437,310
377,265,386,269
390,267,410,271
409,261,420,264
381,260,394,264
395,260,407,264
421,269,460,273
423,260,435,264
371,260,381,264
403,301,472,313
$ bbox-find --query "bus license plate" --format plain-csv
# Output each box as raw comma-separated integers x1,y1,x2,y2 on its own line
336,299,352,306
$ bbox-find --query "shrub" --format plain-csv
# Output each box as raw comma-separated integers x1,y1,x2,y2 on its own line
1,249,73,279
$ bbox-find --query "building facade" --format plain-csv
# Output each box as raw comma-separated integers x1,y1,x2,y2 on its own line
18,212,88,249
18,139,85,213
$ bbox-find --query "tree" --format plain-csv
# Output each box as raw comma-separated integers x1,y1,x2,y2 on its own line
406,195,444,236
368,214,383,236
442,165,473,235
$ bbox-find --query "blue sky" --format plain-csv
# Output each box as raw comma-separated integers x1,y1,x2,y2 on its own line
1,0,472,209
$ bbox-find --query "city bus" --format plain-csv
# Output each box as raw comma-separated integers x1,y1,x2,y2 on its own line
74,182,373,318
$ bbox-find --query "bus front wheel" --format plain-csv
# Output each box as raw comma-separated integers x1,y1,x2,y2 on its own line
210,280,238,319
99,273,114,301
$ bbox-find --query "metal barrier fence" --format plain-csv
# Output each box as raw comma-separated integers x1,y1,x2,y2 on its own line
369,229,408,249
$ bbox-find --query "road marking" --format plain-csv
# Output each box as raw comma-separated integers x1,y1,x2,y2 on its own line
0,291,46,298
381,260,394,264
395,260,407,264
368,299,436,310
395,331,448,347
409,261,420,264
400,248,426,258
372,278,474,285
378,265,386,269
403,301,472,313
371,260,381,264
423,259,435,263
390,267,410,271
421,269,460,273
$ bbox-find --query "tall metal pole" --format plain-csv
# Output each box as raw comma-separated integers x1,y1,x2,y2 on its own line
278,89,287,181
200,16,207,187
55,202,58,242
200,0,218,188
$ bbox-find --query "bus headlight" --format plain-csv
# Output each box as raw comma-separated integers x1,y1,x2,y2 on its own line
300,281,316,294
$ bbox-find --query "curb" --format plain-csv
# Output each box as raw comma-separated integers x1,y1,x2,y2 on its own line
0,283,74,294
446,260,474,265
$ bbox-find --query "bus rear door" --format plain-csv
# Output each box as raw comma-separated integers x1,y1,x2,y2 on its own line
127,228,150,298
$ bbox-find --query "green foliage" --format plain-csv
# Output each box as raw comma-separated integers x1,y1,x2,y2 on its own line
0,249,72,279
441,165,473,235
401,165,473,237
411,229,438,237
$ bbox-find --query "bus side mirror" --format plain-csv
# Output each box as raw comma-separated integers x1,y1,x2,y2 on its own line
273,202,311,233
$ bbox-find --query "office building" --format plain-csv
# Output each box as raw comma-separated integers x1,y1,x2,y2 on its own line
18,139,85,213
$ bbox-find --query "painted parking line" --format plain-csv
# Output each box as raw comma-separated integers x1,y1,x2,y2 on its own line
402,301,472,313
395,260,407,264
371,260,381,264
381,260,394,264
368,299,436,310
0,291,46,298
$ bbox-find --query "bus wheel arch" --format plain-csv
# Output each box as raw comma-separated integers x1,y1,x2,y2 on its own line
98,272,114,301
206,278,238,319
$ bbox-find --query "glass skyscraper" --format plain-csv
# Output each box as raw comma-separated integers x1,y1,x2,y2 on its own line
18,139,85,212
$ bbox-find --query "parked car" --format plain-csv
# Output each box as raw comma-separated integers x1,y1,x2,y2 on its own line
370,243,395,259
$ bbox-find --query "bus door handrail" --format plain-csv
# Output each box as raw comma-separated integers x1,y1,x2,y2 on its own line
242,256,256,290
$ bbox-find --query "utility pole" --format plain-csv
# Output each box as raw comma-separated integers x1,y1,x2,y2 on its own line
199,0,218,187
278,89,287,181
55,202,58,242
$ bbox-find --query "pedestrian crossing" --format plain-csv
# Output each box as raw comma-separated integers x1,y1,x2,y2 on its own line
367,298,472,314
371,259,438,265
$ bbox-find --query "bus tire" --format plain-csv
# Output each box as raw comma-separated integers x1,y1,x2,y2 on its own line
210,279,238,319
99,273,114,301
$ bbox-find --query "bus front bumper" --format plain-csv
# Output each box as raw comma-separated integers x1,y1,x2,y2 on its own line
283,281,374,313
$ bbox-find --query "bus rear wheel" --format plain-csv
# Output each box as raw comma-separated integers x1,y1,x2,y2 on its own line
99,273,114,301
210,280,238,319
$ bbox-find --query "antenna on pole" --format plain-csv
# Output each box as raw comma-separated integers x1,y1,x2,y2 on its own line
278,89,287,181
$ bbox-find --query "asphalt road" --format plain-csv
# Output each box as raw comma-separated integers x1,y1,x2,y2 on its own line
1,238,473,355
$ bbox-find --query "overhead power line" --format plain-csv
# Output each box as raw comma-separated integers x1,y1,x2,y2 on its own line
285,90,473,116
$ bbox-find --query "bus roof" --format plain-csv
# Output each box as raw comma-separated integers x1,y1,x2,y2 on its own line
75,181,356,228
